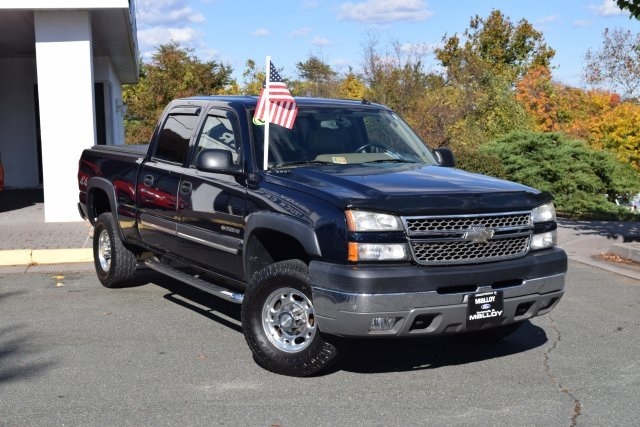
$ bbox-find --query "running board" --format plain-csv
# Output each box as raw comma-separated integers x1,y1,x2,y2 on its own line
144,258,244,304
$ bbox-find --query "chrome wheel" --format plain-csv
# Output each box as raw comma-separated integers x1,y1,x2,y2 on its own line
93,213,137,288
97,228,112,272
243,260,338,376
262,287,316,353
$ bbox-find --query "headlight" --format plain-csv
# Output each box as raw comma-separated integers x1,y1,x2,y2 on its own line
346,210,403,232
530,202,557,250
532,202,556,223
345,210,407,261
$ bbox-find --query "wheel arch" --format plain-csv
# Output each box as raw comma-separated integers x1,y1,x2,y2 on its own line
86,177,126,242
243,212,321,281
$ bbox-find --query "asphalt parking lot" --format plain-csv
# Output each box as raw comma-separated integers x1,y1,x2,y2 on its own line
1,260,639,426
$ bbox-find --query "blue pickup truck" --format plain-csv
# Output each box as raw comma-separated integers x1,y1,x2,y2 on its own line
78,96,567,376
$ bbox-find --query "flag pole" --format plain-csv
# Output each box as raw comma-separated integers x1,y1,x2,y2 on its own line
263,56,271,170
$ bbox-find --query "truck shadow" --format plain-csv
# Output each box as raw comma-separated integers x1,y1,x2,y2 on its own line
134,270,243,334
331,320,547,374
129,270,548,375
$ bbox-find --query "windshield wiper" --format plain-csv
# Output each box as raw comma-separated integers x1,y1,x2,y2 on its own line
272,160,335,169
362,158,418,164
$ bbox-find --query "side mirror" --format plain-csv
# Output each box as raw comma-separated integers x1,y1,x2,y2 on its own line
433,147,456,167
196,149,242,175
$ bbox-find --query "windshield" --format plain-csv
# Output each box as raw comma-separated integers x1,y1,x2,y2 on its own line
252,106,438,170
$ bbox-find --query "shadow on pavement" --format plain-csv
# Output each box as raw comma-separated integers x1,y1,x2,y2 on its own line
133,270,243,334
559,219,640,243
332,320,547,374
0,289,57,385
0,188,43,213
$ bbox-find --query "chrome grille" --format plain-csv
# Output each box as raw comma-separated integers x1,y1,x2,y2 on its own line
411,235,530,265
405,213,531,235
403,212,532,266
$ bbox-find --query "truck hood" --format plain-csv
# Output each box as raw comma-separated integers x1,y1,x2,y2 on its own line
265,163,551,215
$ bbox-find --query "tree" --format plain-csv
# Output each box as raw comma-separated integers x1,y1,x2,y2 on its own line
515,65,558,131
337,67,367,99
583,27,640,100
240,59,265,95
295,55,337,97
616,0,640,19
426,10,545,149
586,101,640,170
360,34,429,116
482,131,640,219
435,10,555,84
123,42,234,144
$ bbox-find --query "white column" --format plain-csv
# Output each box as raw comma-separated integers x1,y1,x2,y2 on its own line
35,10,95,222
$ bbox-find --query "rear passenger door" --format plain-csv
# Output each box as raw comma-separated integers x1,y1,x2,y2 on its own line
176,108,246,280
137,106,201,254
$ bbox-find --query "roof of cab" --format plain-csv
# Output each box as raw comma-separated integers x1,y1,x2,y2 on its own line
178,95,386,109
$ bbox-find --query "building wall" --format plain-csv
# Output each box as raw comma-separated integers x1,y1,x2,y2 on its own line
94,56,125,146
0,57,40,188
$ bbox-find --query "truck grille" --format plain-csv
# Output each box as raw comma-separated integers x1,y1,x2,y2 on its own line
403,212,532,266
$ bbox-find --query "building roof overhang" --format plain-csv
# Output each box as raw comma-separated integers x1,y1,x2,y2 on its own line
0,1,139,83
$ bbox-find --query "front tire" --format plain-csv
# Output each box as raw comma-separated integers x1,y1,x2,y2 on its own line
93,212,137,288
241,260,337,376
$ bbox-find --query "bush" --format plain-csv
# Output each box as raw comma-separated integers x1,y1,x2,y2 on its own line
452,145,508,179
479,131,640,220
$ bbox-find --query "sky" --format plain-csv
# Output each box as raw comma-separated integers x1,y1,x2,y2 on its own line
133,0,640,89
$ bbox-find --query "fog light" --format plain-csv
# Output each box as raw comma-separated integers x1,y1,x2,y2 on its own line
531,230,557,250
369,317,398,331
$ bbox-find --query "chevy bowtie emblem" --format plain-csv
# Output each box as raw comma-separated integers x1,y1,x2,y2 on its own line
463,226,495,243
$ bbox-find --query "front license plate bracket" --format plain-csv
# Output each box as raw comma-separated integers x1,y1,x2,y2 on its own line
466,290,504,330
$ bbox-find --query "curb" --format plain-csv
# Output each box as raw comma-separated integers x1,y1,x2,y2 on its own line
0,248,93,266
608,243,640,264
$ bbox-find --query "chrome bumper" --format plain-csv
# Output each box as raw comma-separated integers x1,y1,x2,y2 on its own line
309,248,567,337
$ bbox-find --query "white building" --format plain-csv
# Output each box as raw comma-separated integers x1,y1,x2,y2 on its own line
0,0,138,221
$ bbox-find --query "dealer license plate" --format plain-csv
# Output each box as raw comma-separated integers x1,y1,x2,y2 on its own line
466,291,504,329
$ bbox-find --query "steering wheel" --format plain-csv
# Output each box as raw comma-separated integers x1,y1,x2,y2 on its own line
355,143,388,153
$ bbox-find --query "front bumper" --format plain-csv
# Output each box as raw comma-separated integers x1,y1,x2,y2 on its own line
309,247,567,337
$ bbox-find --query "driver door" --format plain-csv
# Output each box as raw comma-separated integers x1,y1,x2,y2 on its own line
175,109,246,280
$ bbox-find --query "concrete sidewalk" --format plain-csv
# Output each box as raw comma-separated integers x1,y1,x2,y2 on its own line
1,189,640,279
0,189,93,269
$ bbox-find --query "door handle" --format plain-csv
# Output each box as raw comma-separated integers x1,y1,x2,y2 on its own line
180,181,192,195
143,174,154,186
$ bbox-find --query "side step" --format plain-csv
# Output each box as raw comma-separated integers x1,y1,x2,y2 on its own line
144,258,244,304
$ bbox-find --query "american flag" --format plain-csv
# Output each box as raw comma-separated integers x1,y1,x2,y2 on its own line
254,62,298,129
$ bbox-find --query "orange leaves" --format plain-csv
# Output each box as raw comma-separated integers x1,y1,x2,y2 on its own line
515,65,558,132
515,67,640,170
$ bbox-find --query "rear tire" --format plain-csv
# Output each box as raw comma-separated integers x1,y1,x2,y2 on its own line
241,260,338,376
93,212,137,288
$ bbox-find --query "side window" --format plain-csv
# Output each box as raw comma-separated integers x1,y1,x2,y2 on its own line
153,113,200,164
192,114,239,166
